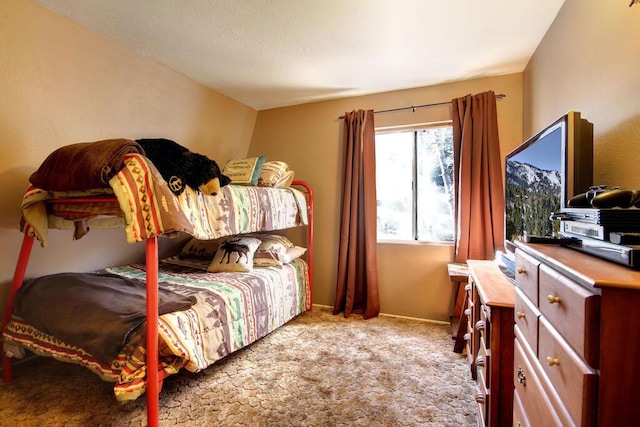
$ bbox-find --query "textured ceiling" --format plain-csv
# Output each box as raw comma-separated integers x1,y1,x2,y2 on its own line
34,0,566,110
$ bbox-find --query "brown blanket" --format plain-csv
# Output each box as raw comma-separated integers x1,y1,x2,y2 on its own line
29,139,144,191
14,271,196,364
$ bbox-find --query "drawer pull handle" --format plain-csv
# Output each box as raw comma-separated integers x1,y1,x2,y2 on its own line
464,333,471,341
516,366,526,385
517,267,526,274
475,320,485,331
464,308,471,316
516,311,526,319
465,284,472,291
547,356,560,367
476,354,485,367
475,387,485,403
547,295,561,304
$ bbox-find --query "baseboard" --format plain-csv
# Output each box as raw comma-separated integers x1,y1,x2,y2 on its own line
311,303,448,325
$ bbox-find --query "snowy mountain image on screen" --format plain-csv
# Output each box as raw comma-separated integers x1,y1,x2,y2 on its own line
505,160,561,241
506,160,560,193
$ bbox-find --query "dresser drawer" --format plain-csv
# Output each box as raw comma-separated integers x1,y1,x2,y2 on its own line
513,390,531,427
476,366,488,426
514,287,540,354
514,337,565,427
477,306,489,343
464,283,476,369
539,265,600,367
515,250,540,305
464,281,479,379
539,317,597,427
465,281,473,301
477,336,489,388
513,389,530,427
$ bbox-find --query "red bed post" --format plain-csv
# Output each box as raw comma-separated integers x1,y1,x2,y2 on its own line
145,236,160,427
292,181,313,311
2,233,35,383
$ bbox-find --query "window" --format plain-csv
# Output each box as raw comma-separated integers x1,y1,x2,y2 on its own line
375,125,454,242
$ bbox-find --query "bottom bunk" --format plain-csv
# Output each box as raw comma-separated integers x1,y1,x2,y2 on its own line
2,255,310,402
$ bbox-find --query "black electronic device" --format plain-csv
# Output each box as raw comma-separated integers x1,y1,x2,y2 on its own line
567,186,640,209
560,235,640,269
560,220,640,241
609,232,640,245
560,207,640,226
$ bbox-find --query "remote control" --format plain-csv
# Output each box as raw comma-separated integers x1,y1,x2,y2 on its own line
523,235,581,244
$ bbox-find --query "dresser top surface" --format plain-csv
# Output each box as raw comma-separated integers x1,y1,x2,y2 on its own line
467,259,515,307
516,242,640,291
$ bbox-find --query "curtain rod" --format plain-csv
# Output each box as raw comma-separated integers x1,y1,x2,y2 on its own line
338,93,506,119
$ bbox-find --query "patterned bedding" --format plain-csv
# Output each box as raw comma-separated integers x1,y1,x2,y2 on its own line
20,154,308,246
2,257,310,402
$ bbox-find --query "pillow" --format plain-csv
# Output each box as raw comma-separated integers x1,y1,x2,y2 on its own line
179,238,219,260
247,234,306,267
248,233,294,249
275,170,295,188
258,161,288,187
223,156,267,186
251,234,294,268
253,250,284,268
257,161,297,188
285,246,307,263
207,236,262,273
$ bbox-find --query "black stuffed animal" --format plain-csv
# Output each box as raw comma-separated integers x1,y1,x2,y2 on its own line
136,138,231,196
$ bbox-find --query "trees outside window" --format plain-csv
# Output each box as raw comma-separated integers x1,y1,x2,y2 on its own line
376,125,454,243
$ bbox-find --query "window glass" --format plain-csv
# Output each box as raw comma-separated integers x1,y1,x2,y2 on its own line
375,131,414,240
376,125,454,243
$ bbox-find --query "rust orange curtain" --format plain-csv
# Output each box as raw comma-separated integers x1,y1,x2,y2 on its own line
452,91,505,263
333,109,380,319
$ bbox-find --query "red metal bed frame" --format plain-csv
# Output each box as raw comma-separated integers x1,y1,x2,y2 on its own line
1,180,313,427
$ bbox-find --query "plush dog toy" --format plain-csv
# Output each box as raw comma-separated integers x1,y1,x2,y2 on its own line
136,138,231,196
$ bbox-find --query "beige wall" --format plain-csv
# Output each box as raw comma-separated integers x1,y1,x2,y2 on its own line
249,74,523,321
0,1,257,316
524,0,640,189
11,0,618,323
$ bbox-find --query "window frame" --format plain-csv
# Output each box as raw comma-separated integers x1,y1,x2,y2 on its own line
375,121,454,245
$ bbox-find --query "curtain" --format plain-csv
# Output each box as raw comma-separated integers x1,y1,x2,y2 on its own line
333,110,380,319
452,91,505,263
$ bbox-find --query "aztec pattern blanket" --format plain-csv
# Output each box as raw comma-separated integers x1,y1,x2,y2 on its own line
20,154,308,246
3,257,310,402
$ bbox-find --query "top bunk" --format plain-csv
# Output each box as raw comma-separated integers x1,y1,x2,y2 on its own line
19,139,311,246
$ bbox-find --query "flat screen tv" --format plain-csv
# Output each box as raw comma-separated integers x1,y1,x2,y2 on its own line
503,111,593,255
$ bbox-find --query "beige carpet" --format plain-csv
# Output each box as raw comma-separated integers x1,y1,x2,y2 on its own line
0,307,477,426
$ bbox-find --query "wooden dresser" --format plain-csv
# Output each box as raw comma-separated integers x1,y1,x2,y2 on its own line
464,260,515,427
513,242,640,426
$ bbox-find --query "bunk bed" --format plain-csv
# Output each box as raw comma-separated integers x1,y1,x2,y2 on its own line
1,151,314,427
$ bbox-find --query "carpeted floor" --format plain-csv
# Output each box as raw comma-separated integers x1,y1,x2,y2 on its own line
0,307,477,426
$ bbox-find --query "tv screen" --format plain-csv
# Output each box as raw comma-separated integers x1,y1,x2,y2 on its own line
504,111,593,252
505,127,562,242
